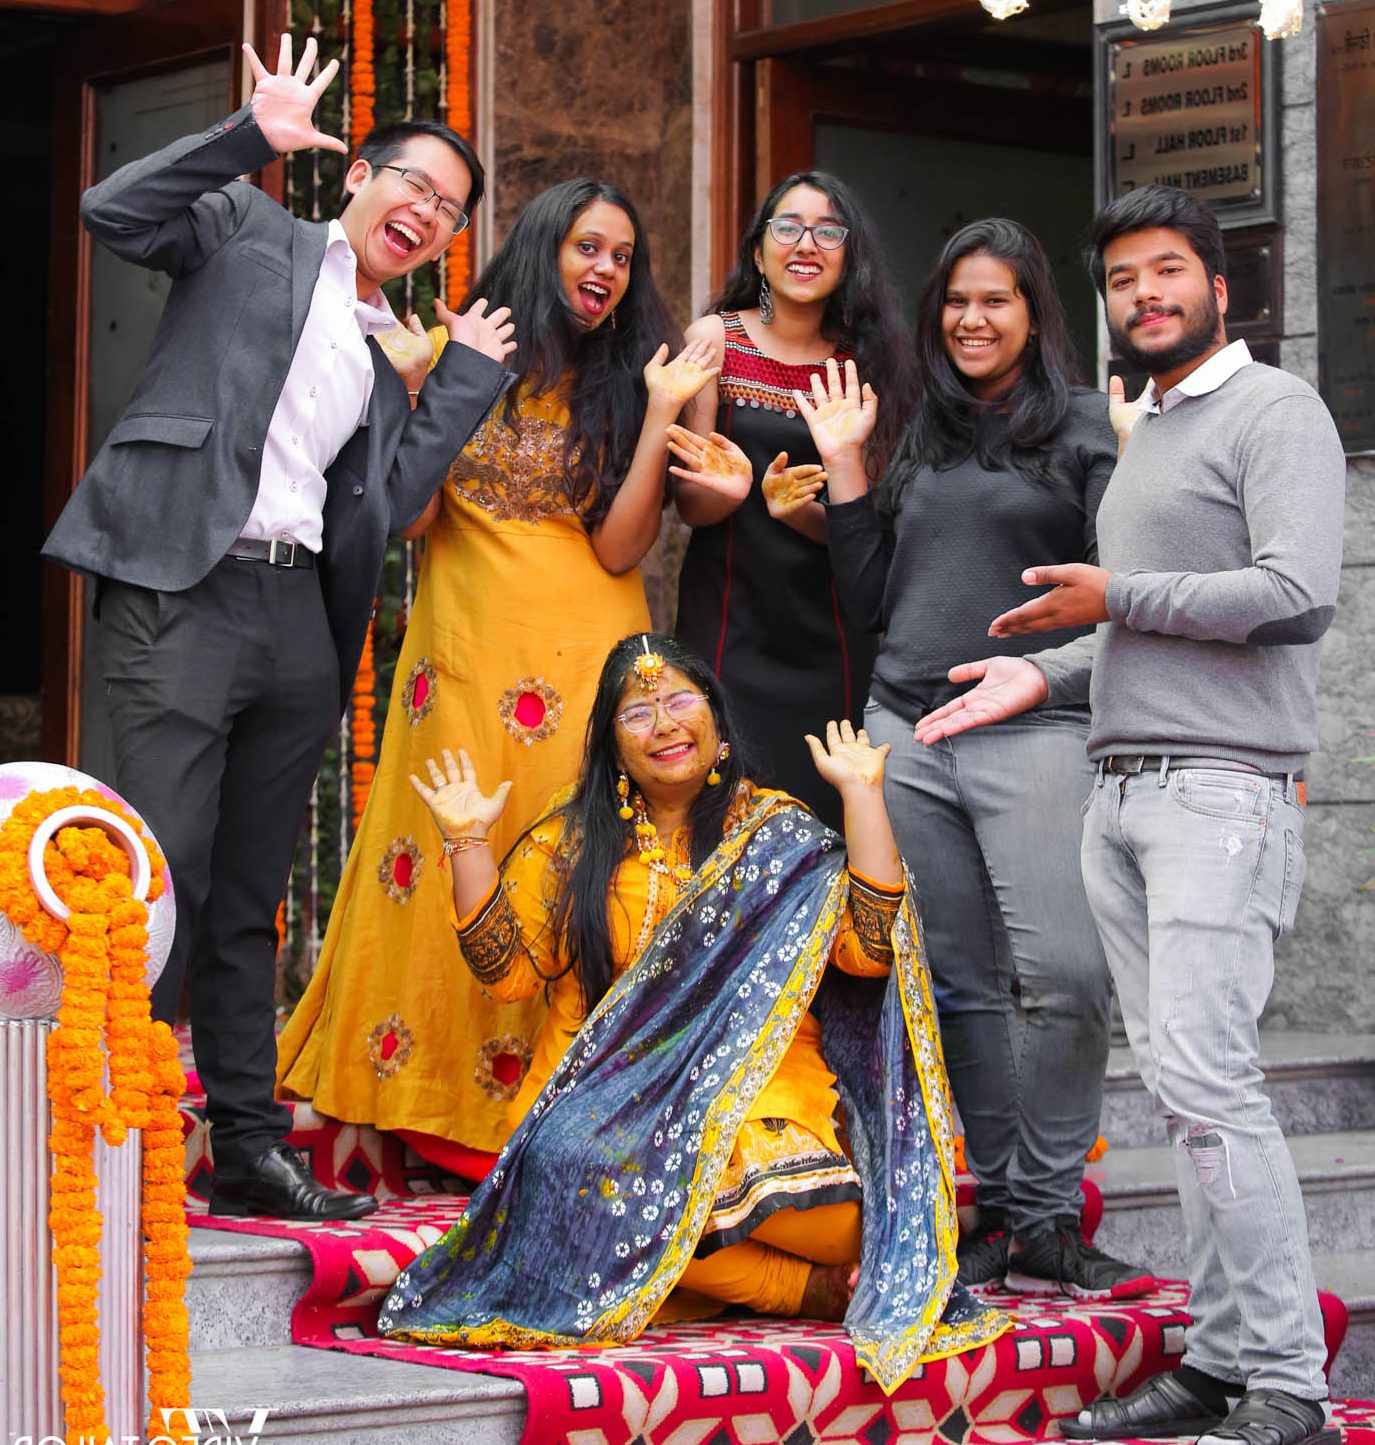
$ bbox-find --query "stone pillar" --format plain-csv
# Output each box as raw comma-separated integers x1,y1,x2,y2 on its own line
1270,0,1375,1026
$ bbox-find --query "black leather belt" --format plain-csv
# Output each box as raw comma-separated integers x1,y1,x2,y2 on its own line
225,537,315,569
1100,754,1301,782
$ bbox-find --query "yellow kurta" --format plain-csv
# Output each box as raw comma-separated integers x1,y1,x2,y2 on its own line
452,785,900,1237
277,387,651,1152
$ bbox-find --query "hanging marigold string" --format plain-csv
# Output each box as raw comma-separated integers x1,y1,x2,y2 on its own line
351,0,375,147
351,620,378,830
0,786,189,1445
444,0,473,309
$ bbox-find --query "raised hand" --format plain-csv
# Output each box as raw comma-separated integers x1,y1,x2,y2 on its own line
644,339,720,413
376,314,434,393
437,296,517,365
408,748,512,840
793,358,877,466
666,424,752,501
242,34,345,156
805,719,891,795
762,452,826,519
1108,373,1148,455
912,657,1049,746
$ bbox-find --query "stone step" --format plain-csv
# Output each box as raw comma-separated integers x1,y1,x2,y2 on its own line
188,1228,308,1350
1099,1033,1375,1148
1092,1129,1375,1275
189,1343,525,1443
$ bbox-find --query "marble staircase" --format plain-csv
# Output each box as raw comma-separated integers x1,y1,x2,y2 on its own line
184,1030,1375,1440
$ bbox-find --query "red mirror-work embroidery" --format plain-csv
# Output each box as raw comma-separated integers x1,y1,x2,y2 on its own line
378,837,424,904
402,658,438,726
497,677,564,745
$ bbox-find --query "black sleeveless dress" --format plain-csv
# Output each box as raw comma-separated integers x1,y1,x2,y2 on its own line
675,312,876,831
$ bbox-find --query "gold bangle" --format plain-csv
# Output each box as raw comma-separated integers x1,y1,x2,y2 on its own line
442,835,490,857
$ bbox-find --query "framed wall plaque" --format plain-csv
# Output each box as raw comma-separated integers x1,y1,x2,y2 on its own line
1095,5,1278,226
1317,0,1375,456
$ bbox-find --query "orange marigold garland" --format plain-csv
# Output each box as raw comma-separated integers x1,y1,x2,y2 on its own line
351,619,378,830
351,0,375,148
444,0,472,309
0,787,189,1443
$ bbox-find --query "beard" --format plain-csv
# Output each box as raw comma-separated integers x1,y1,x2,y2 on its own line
1108,286,1221,375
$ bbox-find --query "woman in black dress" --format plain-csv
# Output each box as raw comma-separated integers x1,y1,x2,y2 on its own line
667,172,911,829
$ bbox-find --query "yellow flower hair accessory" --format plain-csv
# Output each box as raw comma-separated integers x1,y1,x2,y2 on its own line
631,636,665,693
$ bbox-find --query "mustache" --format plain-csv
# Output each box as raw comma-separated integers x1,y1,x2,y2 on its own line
1128,304,1184,328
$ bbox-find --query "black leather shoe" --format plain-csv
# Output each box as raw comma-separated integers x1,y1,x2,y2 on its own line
1198,1391,1339,1445
209,1142,379,1221
1061,1371,1227,1440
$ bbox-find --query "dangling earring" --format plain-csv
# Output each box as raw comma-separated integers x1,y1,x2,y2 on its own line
758,273,774,326
610,307,618,330
616,771,634,820
707,742,730,787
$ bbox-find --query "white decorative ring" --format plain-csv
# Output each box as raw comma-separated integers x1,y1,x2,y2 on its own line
26,806,153,922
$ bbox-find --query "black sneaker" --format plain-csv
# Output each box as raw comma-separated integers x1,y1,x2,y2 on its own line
957,1215,1010,1293
1003,1217,1155,1301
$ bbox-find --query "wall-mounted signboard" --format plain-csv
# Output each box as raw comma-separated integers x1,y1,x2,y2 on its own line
1095,7,1278,226
1317,0,1375,456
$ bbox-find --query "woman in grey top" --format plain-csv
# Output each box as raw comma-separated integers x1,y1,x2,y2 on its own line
796,219,1153,1301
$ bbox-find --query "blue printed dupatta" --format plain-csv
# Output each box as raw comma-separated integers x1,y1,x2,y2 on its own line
379,791,1007,1393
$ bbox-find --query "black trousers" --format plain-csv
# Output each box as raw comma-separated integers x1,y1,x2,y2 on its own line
99,559,339,1171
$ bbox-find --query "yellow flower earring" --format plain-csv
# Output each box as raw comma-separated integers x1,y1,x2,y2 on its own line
616,771,634,820
707,742,730,787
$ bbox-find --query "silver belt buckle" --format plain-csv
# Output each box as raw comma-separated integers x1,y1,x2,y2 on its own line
1108,754,1148,774
267,539,297,567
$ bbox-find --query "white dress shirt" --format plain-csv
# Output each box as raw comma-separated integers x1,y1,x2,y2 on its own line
1144,338,1253,415
241,219,397,552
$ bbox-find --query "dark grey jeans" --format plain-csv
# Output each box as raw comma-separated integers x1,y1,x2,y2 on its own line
865,699,1110,1236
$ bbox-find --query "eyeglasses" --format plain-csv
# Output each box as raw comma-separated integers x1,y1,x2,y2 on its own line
765,218,849,251
615,690,708,734
376,165,470,235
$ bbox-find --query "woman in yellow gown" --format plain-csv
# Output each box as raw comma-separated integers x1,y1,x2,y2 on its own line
277,180,720,1168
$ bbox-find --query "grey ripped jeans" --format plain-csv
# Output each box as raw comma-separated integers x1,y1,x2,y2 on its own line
1081,763,1326,1397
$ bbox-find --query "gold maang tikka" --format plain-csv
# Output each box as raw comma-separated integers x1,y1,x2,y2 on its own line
631,635,665,693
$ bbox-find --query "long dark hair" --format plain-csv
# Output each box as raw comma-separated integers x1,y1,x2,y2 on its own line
709,170,913,476
459,180,679,523
879,218,1081,515
542,633,749,1017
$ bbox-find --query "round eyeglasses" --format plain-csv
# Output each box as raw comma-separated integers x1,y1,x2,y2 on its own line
615,691,708,734
377,165,471,235
765,218,849,251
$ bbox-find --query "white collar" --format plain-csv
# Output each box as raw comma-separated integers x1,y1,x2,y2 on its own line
325,218,399,337
1144,339,1252,414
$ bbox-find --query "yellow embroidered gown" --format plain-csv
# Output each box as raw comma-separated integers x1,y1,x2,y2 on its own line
276,387,651,1155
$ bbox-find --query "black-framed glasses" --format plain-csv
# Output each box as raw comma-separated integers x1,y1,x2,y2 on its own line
765,218,849,251
376,165,470,235
615,691,708,734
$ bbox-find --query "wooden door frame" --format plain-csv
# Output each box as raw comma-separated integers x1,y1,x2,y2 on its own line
710,0,978,278
40,0,288,764
709,0,1093,286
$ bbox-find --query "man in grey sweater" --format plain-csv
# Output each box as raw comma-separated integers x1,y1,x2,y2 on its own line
915,185,1344,1445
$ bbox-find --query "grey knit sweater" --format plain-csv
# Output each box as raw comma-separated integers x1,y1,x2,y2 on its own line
1035,359,1346,773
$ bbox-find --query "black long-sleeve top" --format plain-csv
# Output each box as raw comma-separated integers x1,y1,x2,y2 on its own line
828,387,1117,717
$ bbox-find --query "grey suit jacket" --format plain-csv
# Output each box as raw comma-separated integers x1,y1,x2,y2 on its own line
44,104,511,713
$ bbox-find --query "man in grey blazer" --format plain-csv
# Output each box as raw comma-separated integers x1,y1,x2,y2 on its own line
44,35,515,1219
